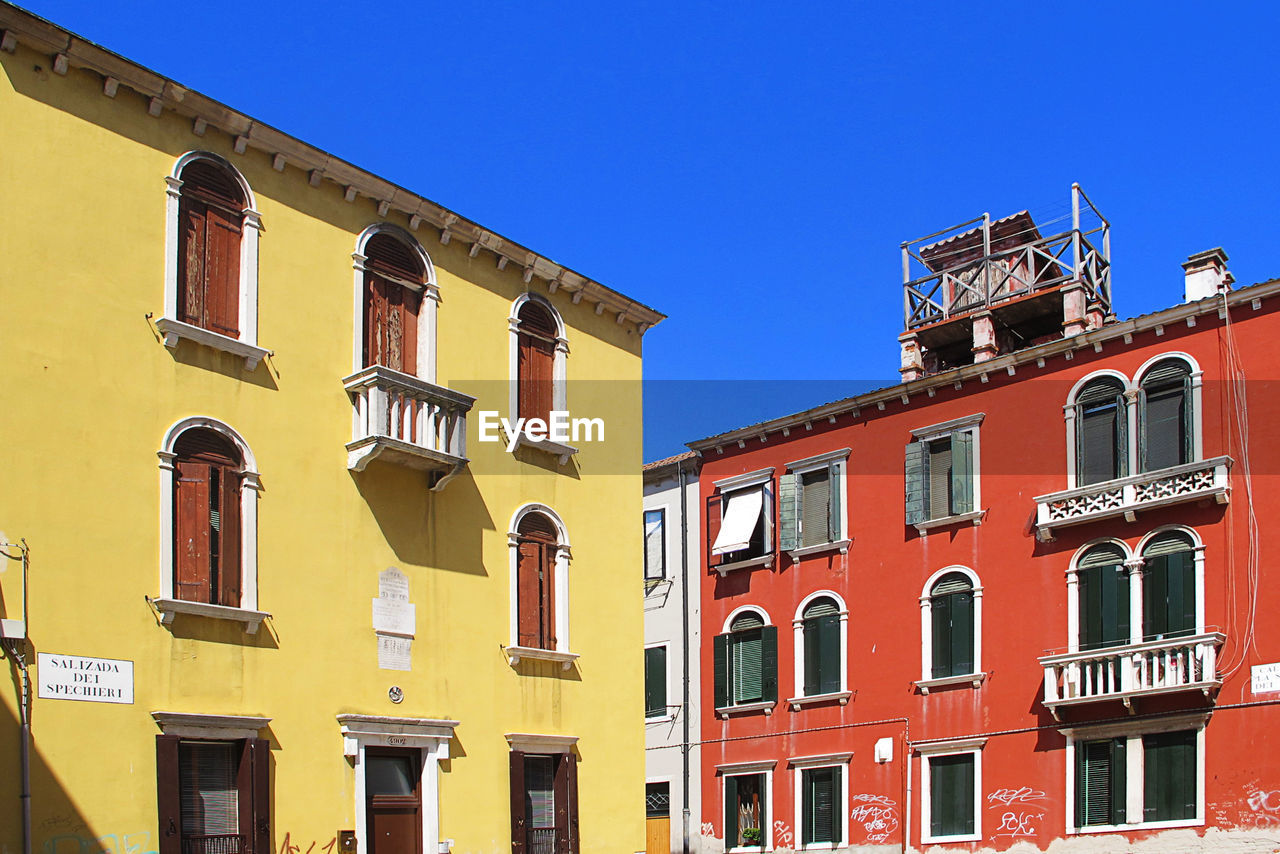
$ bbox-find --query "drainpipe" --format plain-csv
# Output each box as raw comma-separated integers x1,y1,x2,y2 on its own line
678,459,691,854
1,540,32,854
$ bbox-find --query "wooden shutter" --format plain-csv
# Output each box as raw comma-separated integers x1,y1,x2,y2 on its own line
204,205,242,339
178,198,208,329
951,591,974,675
644,646,667,717
516,540,542,647
1144,730,1195,822
564,752,579,853
827,461,842,543
553,754,571,854
951,430,974,514
705,494,723,569
803,599,841,696
904,441,928,525
724,775,739,848
517,304,556,424
1140,362,1192,472
540,542,556,649
760,625,778,703
927,437,953,520
712,634,728,709
219,470,242,608
509,751,527,854
799,469,830,548
156,735,182,854
174,460,213,604
178,162,245,338
249,739,270,854
778,473,798,552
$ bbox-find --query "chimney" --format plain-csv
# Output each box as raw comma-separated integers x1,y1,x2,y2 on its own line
1182,248,1233,302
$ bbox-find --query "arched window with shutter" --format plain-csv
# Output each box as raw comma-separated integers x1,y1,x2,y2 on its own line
928,573,975,679
1075,376,1128,486
363,231,426,375
517,300,558,423
506,504,573,662
713,608,777,710
177,159,245,338
1076,543,1130,651
1139,359,1194,473
795,593,847,699
1141,531,1198,641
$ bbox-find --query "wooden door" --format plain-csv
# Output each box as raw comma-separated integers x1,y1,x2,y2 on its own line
644,817,670,854
366,750,422,854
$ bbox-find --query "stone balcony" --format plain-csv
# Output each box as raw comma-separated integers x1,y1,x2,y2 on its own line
1039,632,1225,716
1033,456,1231,541
342,365,475,490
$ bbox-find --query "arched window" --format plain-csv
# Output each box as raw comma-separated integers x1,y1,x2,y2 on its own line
176,159,246,339
517,300,558,423
363,231,425,375
157,418,264,630
1075,376,1128,486
928,573,975,679
1139,360,1193,472
713,609,777,710
800,596,843,697
515,512,558,650
1141,531,1197,641
1076,543,1129,651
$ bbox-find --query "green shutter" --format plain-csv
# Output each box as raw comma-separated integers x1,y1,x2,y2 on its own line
827,461,842,542
1111,737,1127,825
1140,360,1193,472
644,646,667,717
800,469,831,548
1077,378,1127,485
1078,546,1129,651
803,617,819,696
760,625,778,703
951,591,974,675
1144,730,1196,822
931,594,951,679
818,615,841,694
928,437,953,520
713,634,728,709
803,767,838,844
732,631,763,703
1077,739,1125,827
725,775,739,847
905,440,928,525
779,472,799,552
951,429,974,514
930,574,973,679
930,753,974,837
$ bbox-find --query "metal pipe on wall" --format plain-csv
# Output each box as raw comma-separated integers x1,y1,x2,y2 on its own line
678,458,692,854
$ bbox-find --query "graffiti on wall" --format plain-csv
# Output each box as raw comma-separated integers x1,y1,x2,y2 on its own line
849,793,900,844
41,831,157,854
771,820,792,848
986,785,1048,842
1244,785,1280,827
280,834,337,854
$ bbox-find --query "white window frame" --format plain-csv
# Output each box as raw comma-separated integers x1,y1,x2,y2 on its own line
789,591,850,709
908,414,985,532
716,760,776,852
783,449,851,558
711,468,776,575
644,506,668,583
718,606,775,716
1062,713,1208,835
350,223,440,382
339,715,458,854
790,754,851,851
159,151,268,369
1065,529,1205,653
917,738,984,845
155,416,266,632
506,293,574,461
644,640,675,723
505,503,577,669
916,566,983,691
1063,356,1203,491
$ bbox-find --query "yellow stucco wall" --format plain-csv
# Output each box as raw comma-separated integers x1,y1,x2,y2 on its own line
0,40,646,854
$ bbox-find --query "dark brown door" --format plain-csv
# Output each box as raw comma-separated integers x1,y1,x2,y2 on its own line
366,750,422,854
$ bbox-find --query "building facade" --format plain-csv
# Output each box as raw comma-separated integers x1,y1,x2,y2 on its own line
643,454,703,854
0,5,661,854
689,196,1280,852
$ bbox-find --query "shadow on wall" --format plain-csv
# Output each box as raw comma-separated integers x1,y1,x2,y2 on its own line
352,464,492,576
2,644,138,854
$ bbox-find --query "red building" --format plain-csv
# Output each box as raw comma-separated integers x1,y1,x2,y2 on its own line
689,192,1280,852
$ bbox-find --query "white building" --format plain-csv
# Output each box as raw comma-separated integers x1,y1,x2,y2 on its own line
643,452,703,854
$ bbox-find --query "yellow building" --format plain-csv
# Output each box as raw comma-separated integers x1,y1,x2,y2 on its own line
0,4,662,854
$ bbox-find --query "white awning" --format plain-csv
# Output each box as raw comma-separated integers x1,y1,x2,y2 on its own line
711,487,763,555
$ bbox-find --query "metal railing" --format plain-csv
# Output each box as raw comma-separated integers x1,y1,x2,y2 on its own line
182,835,243,854
1040,632,1225,709
527,828,557,854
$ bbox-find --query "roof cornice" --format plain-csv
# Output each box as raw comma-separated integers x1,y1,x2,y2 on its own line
688,279,1280,452
0,3,665,333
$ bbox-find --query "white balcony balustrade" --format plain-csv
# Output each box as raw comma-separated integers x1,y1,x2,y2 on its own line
342,365,475,490
1039,632,1225,715
1034,456,1231,540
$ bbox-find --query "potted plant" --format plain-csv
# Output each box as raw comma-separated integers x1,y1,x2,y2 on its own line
741,826,762,846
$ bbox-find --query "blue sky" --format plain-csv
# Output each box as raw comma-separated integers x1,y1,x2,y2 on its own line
27,1,1280,459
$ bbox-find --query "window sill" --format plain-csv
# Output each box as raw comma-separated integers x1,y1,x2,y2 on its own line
155,317,269,370
508,431,578,465
1070,817,1203,835
716,700,775,719
787,691,852,711
645,712,678,725
913,509,986,535
916,672,985,694
786,539,851,560
712,554,774,576
921,833,981,844
504,645,579,670
152,598,269,634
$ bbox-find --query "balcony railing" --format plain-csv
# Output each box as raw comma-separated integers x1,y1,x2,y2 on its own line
1040,632,1225,714
527,828,557,854
182,835,243,854
1033,456,1231,541
342,365,475,490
